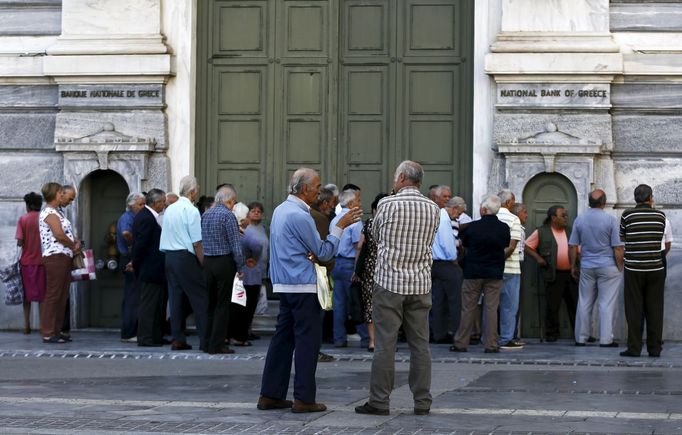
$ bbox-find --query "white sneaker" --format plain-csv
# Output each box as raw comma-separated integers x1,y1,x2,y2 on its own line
121,336,137,343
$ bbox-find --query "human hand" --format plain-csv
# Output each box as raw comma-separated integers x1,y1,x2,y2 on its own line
246,258,257,268
125,262,134,273
336,207,363,229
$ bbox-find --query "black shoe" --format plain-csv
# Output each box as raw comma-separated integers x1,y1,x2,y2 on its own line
449,345,467,352
649,351,661,358
414,408,430,415
500,341,523,350
484,348,499,353
545,336,558,342
355,402,389,416
575,342,586,347
620,350,640,357
587,336,597,343
318,352,334,363
599,342,618,348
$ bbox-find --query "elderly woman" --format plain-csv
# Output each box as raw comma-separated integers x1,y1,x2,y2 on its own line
39,182,80,344
15,192,46,334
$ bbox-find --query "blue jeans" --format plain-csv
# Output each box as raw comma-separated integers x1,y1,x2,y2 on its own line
499,273,521,345
331,258,368,346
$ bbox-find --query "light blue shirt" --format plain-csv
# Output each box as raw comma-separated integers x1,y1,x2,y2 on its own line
432,208,458,261
569,207,623,269
159,196,202,254
329,208,362,258
270,195,343,293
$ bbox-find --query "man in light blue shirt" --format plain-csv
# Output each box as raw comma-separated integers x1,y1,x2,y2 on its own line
259,168,361,414
329,188,368,348
159,176,208,352
430,186,463,343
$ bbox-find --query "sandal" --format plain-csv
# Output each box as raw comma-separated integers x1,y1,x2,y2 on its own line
232,340,252,347
42,336,66,344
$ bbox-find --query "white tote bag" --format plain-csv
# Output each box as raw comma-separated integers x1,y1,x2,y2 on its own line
315,263,333,311
231,276,247,306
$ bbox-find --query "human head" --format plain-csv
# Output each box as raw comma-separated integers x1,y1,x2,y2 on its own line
512,202,527,225
232,202,249,228
324,184,339,208
480,194,501,216
23,192,42,212
634,184,653,204
588,189,606,208
497,189,515,209
544,205,567,229
60,185,76,207
445,197,463,220
342,183,361,192
289,168,320,206
214,185,237,210
433,185,452,209
371,193,389,215
315,187,336,215
126,192,146,214
165,192,179,206
41,182,62,203
450,196,467,214
339,188,360,209
196,195,215,215
179,176,200,202
146,188,166,213
427,185,438,201
392,160,424,192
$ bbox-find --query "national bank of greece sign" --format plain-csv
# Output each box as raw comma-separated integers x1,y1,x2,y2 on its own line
496,84,610,109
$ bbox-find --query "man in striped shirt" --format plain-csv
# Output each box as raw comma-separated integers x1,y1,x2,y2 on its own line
355,161,439,417
619,184,666,358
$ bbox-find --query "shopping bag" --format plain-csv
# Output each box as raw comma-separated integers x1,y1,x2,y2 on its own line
231,276,247,306
315,263,333,311
0,261,24,305
71,249,97,281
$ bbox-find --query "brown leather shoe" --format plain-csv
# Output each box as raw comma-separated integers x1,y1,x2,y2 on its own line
208,347,235,355
171,341,192,351
292,399,327,413
257,396,293,410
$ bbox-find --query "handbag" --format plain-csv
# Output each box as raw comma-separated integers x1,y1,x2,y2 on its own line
71,249,97,281
231,275,247,306
315,263,333,311
0,260,24,306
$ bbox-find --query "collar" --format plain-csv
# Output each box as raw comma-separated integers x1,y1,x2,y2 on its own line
635,203,653,209
178,196,193,206
396,186,420,195
288,194,311,212
145,204,160,219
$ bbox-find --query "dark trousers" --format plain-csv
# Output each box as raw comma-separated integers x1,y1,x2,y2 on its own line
229,284,260,342
544,270,578,339
431,261,463,341
120,255,138,339
137,280,166,345
165,250,208,349
261,293,322,404
204,254,237,353
40,254,72,338
624,269,665,355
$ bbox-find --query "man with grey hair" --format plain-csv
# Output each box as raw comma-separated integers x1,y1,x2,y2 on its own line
259,168,362,413
355,161,439,416
117,192,146,343
451,194,510,354
160,176,208,351
201,184,244,354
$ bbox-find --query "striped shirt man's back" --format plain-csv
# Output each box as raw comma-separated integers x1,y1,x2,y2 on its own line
372,186,440,295
620,204,666,272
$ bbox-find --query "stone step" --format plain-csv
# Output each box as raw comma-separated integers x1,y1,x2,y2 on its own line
251,300,279,334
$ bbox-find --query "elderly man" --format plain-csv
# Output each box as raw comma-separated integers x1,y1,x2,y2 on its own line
330,187,368,348
451,195,511,354
131,189,167,347
160,176,208,351
525,205,578,342
496,190,524,350
569,189,624,347
117,192,146,343
201,185,245,354
620,184,666,357
258,168,361,413
355,161,439,416
431,187,462,344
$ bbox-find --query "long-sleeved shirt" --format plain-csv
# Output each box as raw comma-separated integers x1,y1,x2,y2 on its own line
159,196,202,254
330,208,362,258
269,195,343,293
200,203,244,268
432,208,458,261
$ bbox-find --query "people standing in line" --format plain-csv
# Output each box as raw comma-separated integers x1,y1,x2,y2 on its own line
511,202,527,342
355,161,439,416
355,193,389,353
619,184,666,358
201,185,245,355
58,185,76,339
160,176,208,351
330,187,369,348
569,189,624,347
258,168,361,413
38,183,80,344
496,190,524,350
130,189,168,347
450,195,510,354
525,205,578,342
430,186,462,344
15,192,46,334
117,192,146,344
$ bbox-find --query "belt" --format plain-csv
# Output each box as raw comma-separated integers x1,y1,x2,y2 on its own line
433,259,455,263
336,256,355,260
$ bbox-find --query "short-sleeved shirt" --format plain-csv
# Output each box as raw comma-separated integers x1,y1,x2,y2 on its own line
433,208,458,261
16,211,43,265
116,210,135,256
39,206,74,258
330,208,362,258
525,227,571,271
159,196,202,254
496,207,523,274
569,208,623,269
662,218,673,250
620,204,665,272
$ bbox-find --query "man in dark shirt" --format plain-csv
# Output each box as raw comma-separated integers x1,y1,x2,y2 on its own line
450,194,511,353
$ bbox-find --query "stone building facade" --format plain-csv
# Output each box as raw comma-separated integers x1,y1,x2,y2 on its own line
0,0,680,340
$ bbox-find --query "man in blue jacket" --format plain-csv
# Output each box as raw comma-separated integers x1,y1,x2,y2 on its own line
258,168,362,413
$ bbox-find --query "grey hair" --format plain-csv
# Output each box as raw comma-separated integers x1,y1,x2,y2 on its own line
447,196,467,211
324,183,339,197
339,189,358,207
215,185,237,203
511,202,525,215
317,187,334,205
433,185,451,197
497,189,515,205
394,160,424,185
146,188,166,206
289,168,318,195
232,202,249,222
126,192,145,210
480,194,502,215
179,176,199,197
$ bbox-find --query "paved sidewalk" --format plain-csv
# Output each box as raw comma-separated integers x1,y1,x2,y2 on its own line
0,330,681,434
